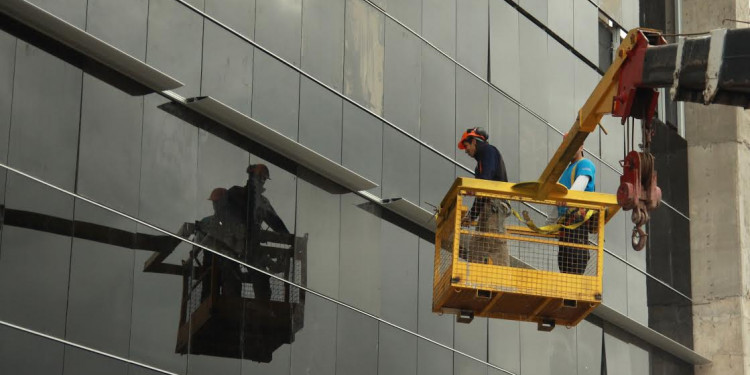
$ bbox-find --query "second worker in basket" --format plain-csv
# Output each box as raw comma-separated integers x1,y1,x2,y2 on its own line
458,127,511,266
557,134,597,274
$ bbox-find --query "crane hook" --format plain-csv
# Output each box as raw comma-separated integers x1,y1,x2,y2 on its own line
631,225,648,251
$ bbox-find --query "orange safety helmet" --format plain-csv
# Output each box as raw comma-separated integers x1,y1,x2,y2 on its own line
246,164,271,180
457,127,488,150
208,187,227,201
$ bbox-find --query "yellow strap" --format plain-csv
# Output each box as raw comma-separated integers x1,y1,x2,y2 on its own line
511,208,596,235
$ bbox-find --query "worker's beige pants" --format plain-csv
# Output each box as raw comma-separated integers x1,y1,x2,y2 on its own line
469,199,510,266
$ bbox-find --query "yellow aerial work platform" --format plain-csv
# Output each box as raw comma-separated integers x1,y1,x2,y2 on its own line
433,178,619,330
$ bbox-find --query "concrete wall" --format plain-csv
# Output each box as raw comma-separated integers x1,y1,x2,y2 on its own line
683,0,750,373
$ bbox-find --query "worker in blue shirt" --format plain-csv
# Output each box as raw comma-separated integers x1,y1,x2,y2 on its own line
557,134,596,274
458,127,510,266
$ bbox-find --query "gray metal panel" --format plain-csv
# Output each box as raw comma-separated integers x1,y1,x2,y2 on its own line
520,322,578,375
629,342,650,375
378,325,418,375
455,68,489,170
381,198,436,233
417,340,452,375
547,0,573,44
0,32,15,170
301,0,344,91
520,0,547,24
251,52,300,140
549,325,578,375
77,76,142,216
626,266,648,325
489,0,520,99
383,18,421,137
0,325,64,374
298,76,343,163
1,0,182,92
621,0,638,31
489,87,520,182
422,0,456,58
187,345,240,374
336,300,378,375
27,0,86,27
416,238,453,347
201,22,253,116
603,254,628,314
419,148,455,211
573,0,599,65
63,348,126,375
519,17,549,119
603,327,632,375
574,61,600,110
342,103,383,195
382,127,420,204
290,295,337,375
344,0,385,115
454,318,487,374
139,95,198,230
454,355,488,375
65,237,134,358
184,96,377,192
547,37,576,132
488,320,520,374
384,0,422,33
380,221,419,329
420,45,456,158
339,194,382,314
295,170,341,296
146,0,202,96
85,0,148,59
205,0,255,39
9,41,81,192
456,0,488,80
254,0,302,66
0,227,71,335
129,249,188,373
518,111,548,182
576,320,603,375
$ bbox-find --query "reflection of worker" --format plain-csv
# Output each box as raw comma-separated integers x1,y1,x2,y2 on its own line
458,127,511,266
226,164,290,301
557,135,596,274
197,187,243,298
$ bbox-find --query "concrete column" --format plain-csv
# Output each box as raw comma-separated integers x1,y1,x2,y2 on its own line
683,1,750,374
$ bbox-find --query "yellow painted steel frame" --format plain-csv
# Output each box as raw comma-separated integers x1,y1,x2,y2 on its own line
535,28,660,200
434,178,614,328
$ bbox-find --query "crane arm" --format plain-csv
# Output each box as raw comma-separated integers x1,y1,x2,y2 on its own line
535,27,750,249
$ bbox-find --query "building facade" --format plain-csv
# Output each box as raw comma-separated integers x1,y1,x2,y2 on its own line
0,0,698,374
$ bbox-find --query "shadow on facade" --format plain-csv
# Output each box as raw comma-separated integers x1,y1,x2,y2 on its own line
0,166,308,363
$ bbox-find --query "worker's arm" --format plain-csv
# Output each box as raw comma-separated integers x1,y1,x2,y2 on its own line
570,175,590,191
260,197,290,234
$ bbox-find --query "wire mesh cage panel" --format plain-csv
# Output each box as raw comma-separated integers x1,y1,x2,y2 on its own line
433,178,617,330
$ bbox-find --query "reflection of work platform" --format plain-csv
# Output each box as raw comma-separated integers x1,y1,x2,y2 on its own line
433,178,618,330
144,222,307,362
